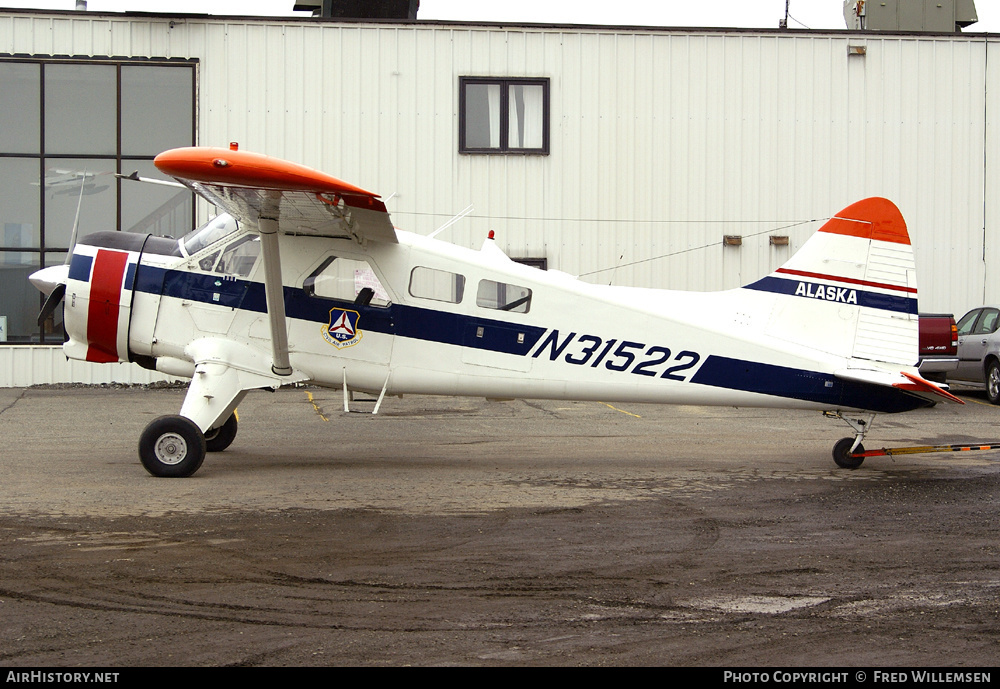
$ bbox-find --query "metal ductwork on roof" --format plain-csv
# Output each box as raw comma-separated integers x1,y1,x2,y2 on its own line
292,0,419,19
844,0,978,32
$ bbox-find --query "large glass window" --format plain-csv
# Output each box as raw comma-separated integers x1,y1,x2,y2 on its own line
459,77,549,154
0,57,196,343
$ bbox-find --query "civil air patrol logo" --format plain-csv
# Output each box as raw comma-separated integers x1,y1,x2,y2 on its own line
323,308,363,348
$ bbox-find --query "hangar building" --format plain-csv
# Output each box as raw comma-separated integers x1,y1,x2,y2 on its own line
0,4,996,385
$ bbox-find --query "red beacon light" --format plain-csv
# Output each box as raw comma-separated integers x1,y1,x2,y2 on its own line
488,230,495,240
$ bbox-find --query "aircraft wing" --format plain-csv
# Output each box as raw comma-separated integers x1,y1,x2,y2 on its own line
154,146,396,244
155,146,397,378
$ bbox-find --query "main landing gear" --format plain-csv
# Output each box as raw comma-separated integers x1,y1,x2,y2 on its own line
138,412,239,477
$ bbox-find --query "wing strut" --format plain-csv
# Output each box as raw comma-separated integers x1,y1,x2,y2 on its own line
258,208,293,376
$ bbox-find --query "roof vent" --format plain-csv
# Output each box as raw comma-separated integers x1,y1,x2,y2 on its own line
844,0,978,33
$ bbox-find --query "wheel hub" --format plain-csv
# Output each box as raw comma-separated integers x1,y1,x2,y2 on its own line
154,432,188,465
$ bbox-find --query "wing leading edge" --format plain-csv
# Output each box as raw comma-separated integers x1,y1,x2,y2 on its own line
154,146,397,244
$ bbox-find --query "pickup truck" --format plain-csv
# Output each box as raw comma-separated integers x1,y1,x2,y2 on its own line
917,312,959,383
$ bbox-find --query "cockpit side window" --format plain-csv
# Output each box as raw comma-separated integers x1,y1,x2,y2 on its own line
198,251,220,272
304,255,391,307
216,235,261,277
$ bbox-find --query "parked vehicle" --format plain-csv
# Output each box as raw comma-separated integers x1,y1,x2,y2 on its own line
949,306,1000,403
917,313,958,383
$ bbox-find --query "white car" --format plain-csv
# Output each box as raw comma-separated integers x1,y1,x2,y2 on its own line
950,306,1000,403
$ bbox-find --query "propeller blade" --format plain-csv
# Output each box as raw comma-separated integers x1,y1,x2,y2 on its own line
63,169,87,266
37,283,66,326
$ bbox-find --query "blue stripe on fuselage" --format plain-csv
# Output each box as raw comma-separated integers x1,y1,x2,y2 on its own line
744,276,917,315
68,254,93,283
691,355,927,413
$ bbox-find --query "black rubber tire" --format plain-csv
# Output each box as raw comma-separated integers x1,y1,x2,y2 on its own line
833,437,865,469
205,412,238,453
138,415,207,478
987,361,1000,405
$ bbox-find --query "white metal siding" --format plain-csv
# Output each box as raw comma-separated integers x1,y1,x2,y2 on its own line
1,12,997,334
0,346,177,387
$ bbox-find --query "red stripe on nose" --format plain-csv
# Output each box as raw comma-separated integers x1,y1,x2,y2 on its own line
86,249,129,363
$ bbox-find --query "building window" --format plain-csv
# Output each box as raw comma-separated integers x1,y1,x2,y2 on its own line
0,57,196,344
513,257,548,271
459,77,549,154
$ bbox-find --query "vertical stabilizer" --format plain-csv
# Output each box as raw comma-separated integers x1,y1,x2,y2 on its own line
743,198,918,367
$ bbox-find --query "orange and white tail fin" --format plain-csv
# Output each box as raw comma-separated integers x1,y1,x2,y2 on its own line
743,197,918,367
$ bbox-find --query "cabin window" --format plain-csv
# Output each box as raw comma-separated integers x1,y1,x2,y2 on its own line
459,77,549,154
304,256,390,307
408,266,466,304
476,279,532,314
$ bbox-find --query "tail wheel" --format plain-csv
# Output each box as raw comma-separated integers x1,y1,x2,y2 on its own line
138,415,206,478
833,437,865,469
205,412,238,453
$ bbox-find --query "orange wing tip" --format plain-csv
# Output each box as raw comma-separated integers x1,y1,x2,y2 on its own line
154,146,379,198
895,371,965,404
819,197,911,245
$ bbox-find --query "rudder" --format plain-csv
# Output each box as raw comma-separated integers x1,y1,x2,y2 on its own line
743,198,918,366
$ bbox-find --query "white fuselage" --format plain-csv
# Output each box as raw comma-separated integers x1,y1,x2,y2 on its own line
93,226,907,413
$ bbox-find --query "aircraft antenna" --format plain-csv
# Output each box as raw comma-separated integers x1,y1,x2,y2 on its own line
429,204,474,239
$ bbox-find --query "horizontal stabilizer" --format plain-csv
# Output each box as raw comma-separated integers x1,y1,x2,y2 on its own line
834,368,964,405
896,371,964,404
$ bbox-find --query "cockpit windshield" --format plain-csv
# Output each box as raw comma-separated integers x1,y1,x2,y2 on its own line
180,214,240,257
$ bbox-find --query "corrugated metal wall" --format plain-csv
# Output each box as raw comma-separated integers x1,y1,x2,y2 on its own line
2,12,998,385
0,346,177,386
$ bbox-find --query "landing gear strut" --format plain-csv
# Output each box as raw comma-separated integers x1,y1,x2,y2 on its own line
825,411,875,470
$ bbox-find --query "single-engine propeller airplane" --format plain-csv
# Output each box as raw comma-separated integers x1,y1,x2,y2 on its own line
28,144,963,477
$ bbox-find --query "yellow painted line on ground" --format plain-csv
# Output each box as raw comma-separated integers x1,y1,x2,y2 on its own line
600,402,642,418
306,391,330,421
960,395,996,407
